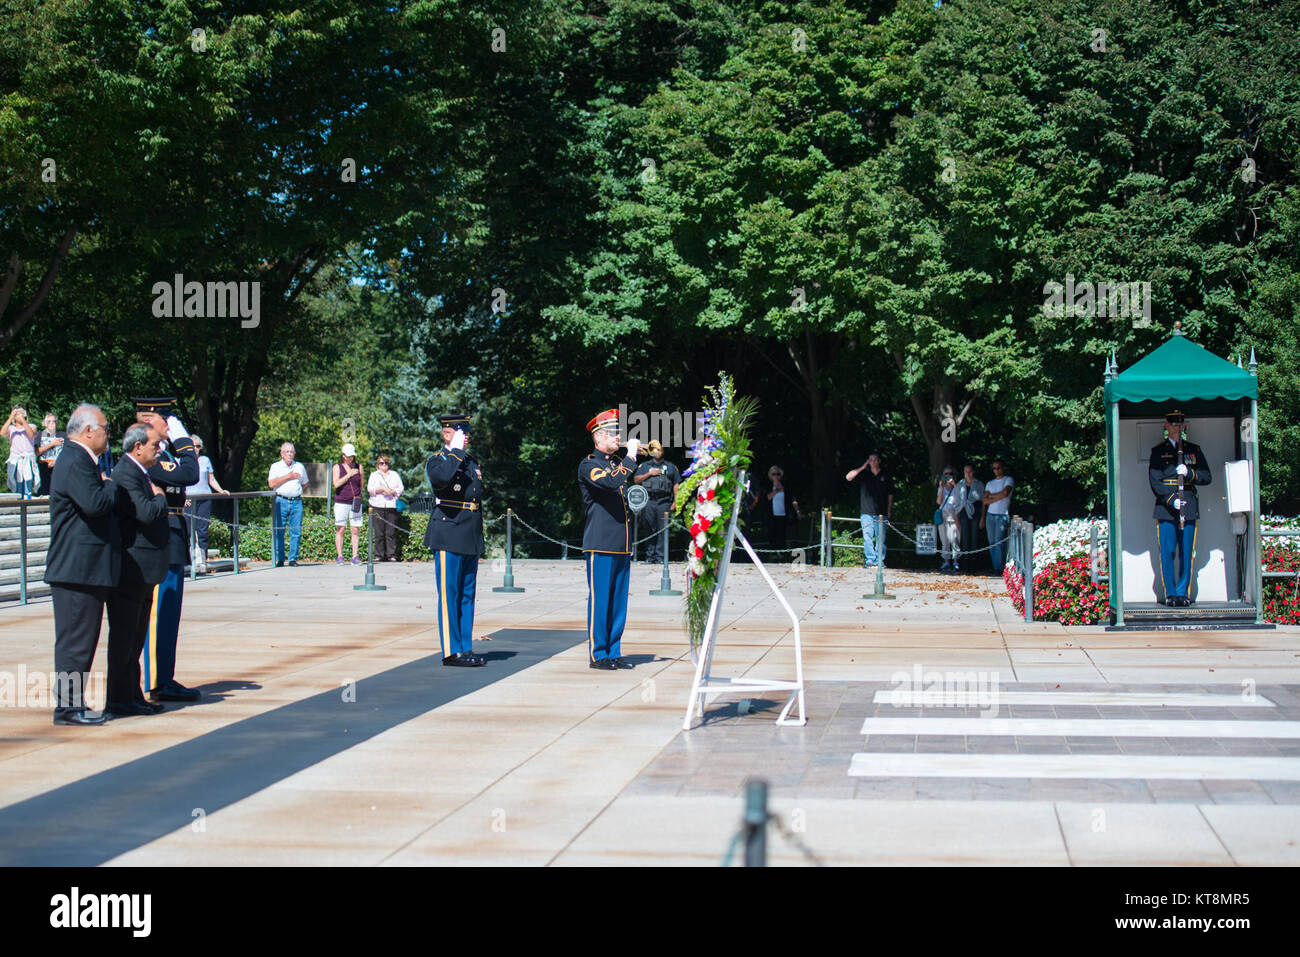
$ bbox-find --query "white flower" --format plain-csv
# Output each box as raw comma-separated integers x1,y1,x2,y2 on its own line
694,531,707,548
698,500,723,521
687,556,704,576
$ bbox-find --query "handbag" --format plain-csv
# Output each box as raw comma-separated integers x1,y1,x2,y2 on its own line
395,497,408,514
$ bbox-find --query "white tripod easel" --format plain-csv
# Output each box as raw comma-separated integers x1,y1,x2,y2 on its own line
682,470,806,730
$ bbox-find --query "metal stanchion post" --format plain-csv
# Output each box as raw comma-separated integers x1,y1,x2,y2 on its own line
18,504,28,605
821,509,830,566
493,507,525,593
232,498,240,574
862,514,895,600
1023,521,1035,622
650,511,682,596
743,779,768,867
355,506,387,591
189,505,198,581
562,541,569,561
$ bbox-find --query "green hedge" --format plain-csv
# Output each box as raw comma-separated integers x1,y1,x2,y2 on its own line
206,511,482,562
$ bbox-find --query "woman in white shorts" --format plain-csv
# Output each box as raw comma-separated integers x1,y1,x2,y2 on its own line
332,443,365,564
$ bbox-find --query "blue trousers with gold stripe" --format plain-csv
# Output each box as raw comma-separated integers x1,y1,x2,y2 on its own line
1157,519,1197,600
144,563,185,693
586,552,630,662
434,551,478,658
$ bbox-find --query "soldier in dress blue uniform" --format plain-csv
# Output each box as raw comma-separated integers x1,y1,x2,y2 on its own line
132,398,202,702
425,413,486,667
1149,409,1212,607
579,408,637,671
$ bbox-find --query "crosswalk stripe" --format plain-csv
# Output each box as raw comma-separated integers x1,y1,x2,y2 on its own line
859,717,1300,738
873,690,1274,708
848,753,1300,781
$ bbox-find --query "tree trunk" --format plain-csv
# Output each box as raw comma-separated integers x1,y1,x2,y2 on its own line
894,353,958,480
786,331,841,508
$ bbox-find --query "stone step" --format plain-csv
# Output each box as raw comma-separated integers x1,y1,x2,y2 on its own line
0,549,47,570
0,580,51,602
0,536,51,555
0,511,51,529
0,563,47,586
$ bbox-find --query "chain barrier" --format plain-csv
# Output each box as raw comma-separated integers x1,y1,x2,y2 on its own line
720,812,825,867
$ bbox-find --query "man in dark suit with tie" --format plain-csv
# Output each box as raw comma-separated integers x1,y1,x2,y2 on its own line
105,424,170,717
43,403,118,726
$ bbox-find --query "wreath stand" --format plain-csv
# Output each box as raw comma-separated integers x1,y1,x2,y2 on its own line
682,470,807,729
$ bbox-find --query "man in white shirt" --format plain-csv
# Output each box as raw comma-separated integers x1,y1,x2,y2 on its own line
268,442,309,566
982,459,1014,574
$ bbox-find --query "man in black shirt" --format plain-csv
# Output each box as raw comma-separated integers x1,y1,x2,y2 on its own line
846,452,894,567
633,440,681,563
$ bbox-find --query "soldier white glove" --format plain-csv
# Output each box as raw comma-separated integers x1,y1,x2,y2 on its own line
450,429,466,450
1176,463,1188,477
165,414,189,440
1173,498,1183,509
625,438,640,460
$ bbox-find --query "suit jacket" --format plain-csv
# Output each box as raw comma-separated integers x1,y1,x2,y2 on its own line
43,442,121,587
1149,439,1212,522
113,456,170,591
423,447,484,556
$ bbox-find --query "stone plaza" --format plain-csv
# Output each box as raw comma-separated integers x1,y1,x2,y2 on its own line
2,559,1299,866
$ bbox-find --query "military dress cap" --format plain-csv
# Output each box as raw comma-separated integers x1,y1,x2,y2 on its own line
587,408,619,433
439,413,471,433
1165,409,1186,422
133,396,177,416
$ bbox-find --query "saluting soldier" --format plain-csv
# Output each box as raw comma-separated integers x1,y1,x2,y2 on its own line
1149,409,1212,607
133,398,202,702
425,413,486,667
579,409,637,670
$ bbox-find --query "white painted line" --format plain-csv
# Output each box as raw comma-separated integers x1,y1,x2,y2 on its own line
873,690,1274,708
849,753,1300,781
860,717,1300,738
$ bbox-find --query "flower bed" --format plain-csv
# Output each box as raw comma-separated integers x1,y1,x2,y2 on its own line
1006,517,1109,625
1008,516,1300,625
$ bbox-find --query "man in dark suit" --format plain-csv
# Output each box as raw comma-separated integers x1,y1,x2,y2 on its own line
105,424,170,717
424,413,486,667
43,403,118,726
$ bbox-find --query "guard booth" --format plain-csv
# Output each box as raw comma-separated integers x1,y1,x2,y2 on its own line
1102,326,1264,628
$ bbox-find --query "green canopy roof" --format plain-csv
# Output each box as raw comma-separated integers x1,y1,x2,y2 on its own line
1105,333,1258,404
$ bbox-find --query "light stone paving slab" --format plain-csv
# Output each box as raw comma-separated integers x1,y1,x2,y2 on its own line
858,717,1300,738
1198,804,1300,865
849,753,1300,780
1054,803,1234,865
5,559,1300,865
873,690,1276,707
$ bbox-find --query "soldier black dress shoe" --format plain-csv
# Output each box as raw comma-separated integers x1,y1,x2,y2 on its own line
589,659,617,670
288,560,299,566
105,700,161,717
442,652,486,667
611,657,635,669
151,681,200,702
53,710,106,726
